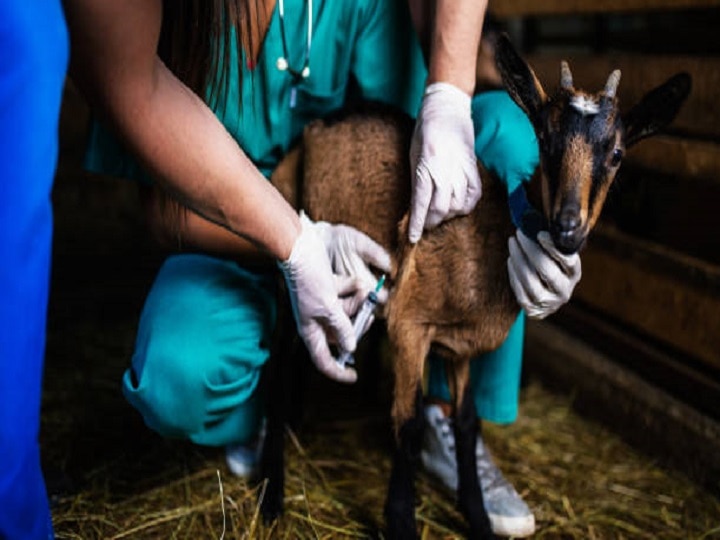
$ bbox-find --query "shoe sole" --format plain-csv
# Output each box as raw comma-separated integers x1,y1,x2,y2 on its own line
489,512,536,538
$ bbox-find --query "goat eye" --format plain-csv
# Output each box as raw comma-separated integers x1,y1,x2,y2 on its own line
610,148,623,166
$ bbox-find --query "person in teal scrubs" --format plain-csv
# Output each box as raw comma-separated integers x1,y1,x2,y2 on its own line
69,1,582,537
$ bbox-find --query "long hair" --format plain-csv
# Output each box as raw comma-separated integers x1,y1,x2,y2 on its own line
154,0,267,249
158,0,267,107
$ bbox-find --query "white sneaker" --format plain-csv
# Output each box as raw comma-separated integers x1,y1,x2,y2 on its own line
421,405,536,538
225,421,267,479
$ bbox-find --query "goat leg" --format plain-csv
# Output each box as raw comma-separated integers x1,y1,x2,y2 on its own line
454,383,493,539
259,281,301,523
384,384,424,540
258,340,286,523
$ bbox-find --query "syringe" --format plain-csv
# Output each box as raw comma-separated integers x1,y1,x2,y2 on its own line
336,274,386,369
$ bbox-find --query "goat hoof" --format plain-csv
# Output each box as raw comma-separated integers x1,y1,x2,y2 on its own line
384,523,419,540
259,485,284,524
384,508,419,540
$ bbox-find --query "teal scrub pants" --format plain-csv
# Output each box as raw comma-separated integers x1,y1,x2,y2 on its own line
123,91,538,445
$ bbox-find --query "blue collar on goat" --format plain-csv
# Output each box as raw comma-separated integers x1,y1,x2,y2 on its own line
508,183,546,242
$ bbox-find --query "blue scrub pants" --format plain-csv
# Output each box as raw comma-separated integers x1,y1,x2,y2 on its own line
0,2,68,539
124,91,538,445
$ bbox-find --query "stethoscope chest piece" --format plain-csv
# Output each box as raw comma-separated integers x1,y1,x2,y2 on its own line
276,0,312,83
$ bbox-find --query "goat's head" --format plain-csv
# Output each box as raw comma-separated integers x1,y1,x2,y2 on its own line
496,34,691,254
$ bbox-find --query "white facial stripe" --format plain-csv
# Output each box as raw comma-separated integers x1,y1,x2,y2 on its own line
570,95,600,116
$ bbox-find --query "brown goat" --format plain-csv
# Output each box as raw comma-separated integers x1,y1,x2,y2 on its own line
263,35,691,539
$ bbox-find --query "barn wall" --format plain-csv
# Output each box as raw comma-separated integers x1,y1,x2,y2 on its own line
487,0,720,487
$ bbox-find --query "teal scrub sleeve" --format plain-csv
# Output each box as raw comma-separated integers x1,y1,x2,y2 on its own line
472,90,539,194
350,0,427,118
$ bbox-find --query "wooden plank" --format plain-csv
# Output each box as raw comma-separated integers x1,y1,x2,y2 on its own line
606,163,720,266
574,223,720,370
625,136,720,182
524,319,720,489
489,0,720,17
526,54,720,140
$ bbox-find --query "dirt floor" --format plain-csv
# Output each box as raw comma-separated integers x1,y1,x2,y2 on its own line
44,86,720,539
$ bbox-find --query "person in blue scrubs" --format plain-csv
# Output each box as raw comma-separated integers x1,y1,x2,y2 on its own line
0,2,69,539
67,1,582,537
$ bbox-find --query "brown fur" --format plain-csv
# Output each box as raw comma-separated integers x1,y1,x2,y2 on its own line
271,107,518,434
265,37,690,535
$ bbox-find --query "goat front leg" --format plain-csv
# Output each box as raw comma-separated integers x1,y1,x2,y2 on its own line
384,327,431,540
259,286,305,523
450,361,493,539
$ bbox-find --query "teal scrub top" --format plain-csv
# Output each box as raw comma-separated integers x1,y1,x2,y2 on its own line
85,0,428,180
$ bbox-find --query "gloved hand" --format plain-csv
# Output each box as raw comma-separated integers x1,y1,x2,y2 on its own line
303,211,392,314
278,213,358,383
408,82,482,243
507,230,582,319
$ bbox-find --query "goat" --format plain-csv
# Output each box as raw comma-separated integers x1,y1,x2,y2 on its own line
261,34,691,539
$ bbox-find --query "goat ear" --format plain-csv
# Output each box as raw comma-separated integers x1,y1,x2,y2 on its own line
495,33,548,124
623,72,692,148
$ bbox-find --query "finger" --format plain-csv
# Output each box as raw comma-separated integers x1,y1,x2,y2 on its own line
516,231,557,285
375,285,389,304
508,257,551,319
508,236,554,306
334,275,368,317
340,291,366,317
334,274,366,297
426,163,452,229
536,231,580,277
326,302,357,354
304,323,358,383
408,165,432,243
461,160,482,214
350,230,392,274
515,231,567,296
507,255,532,310
447,165,469,216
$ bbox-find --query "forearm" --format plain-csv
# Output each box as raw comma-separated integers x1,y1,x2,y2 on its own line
115,61,300,259
65,0,300,261
143,186,272,266
427,0,487,95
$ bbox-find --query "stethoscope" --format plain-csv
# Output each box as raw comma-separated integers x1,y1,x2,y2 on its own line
276,0,312,83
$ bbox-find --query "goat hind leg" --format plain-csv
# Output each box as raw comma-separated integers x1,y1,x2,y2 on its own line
385,384,425,540
451,362,493,539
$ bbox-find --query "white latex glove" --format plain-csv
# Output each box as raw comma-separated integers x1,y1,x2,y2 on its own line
507,230,582,319
303,211,392,331
408,82,482,243
278,213,358,383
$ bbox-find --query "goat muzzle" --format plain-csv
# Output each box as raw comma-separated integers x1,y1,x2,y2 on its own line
550,203,585,254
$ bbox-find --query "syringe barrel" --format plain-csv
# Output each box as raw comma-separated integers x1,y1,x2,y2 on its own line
336,291,378,368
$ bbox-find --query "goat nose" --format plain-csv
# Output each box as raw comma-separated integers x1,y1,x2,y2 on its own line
558,204,581,233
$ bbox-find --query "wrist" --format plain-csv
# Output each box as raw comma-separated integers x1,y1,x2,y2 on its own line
426,75,474,98
422,82,472,115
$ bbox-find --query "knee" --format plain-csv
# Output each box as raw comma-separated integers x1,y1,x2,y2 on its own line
124,330,266,446
123,338,209,440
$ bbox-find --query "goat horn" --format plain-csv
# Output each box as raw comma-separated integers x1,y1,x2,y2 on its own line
560,61,573,89
604,69,622,98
